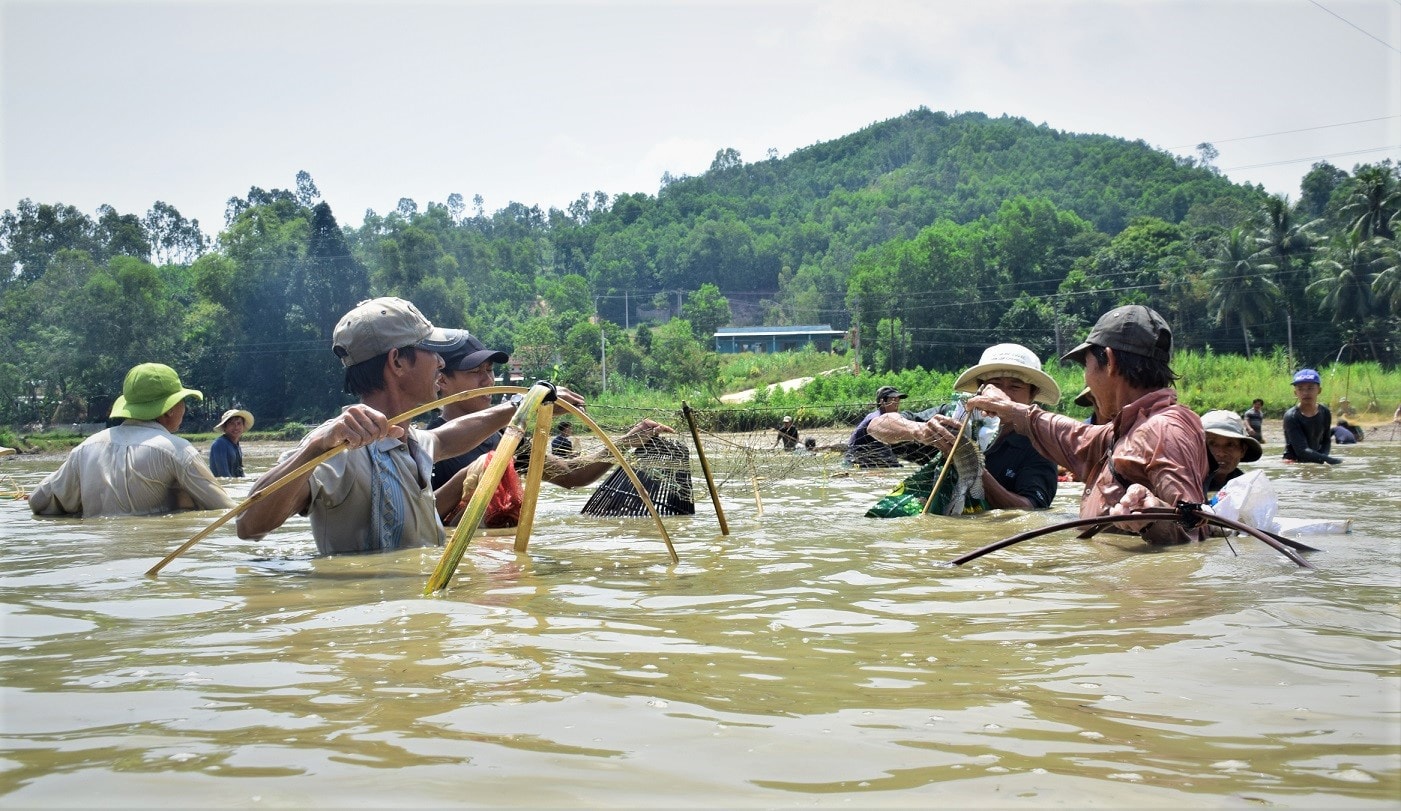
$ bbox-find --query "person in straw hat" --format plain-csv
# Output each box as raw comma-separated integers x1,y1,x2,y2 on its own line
866,343,1062,513
1200,409,1262,496
969,305,1208,545
29,363,234,517
209,408,254,478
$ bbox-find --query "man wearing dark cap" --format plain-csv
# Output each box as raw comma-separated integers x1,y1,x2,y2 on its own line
969,305,1208,545
845,385,909,467
1282,368,1341,464
426,328,671,525
236,298,582,554
30,363,234,517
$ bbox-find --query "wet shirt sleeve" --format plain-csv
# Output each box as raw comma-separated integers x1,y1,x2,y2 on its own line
174,445,236,511
29,450,85,515
1111,407,1207,508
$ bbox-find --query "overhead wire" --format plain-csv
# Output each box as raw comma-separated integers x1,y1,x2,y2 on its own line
1307,0,1401,53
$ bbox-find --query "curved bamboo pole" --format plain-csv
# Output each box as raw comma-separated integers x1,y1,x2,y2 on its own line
425,384,551,594
681,402,728,535
554,401,679,564
424,389,682,593
147,384,529,577
948,505,1318,568
513,401,554,552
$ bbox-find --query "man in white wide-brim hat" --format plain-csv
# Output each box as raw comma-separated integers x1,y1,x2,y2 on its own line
868,343,1062,513
209,408,254,478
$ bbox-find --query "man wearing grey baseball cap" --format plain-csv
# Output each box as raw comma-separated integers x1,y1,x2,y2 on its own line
237,297,582,555
969,305,1208,545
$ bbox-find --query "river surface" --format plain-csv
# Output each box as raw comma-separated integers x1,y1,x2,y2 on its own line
1,438,1397,808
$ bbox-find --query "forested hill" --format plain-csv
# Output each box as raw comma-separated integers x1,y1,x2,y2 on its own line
2,106,1396,427
671,107,1258,236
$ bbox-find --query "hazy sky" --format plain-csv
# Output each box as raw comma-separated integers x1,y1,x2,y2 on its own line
3,0,1398,236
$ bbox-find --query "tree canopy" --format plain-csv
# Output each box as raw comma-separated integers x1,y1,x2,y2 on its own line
2,108,1397,426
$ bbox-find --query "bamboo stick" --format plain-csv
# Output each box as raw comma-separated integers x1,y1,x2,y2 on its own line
681,402,728,535
513,401,554,552
426,384,552,593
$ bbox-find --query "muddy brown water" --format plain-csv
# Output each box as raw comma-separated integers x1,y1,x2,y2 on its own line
1,438,1397,808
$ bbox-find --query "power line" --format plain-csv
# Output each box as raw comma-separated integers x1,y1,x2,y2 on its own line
1223,146,1401,172
1308,0,1401,53
1165,115,1401,150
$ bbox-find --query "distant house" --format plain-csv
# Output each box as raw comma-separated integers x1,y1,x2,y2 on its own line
713,325,846,354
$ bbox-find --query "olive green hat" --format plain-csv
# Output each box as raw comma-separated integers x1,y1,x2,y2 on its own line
110,363,203,421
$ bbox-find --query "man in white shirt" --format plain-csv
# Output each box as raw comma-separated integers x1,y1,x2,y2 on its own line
29,363,234,517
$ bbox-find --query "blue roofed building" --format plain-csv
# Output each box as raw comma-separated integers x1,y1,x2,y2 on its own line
713,325,846,354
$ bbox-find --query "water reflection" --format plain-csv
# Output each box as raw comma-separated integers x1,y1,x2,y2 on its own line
1,441,1397,806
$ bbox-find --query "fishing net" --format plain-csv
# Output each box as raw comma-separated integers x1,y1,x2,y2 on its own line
580,436,695,517
514,399,920,518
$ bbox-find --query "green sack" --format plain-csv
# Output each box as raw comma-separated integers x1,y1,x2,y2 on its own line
866,454,989,518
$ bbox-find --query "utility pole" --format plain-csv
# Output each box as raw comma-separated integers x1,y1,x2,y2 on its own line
1286,311,1295,369
852,294,861,373
596,296,607,393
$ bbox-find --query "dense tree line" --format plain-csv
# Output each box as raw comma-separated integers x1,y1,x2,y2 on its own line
1,109,1397,427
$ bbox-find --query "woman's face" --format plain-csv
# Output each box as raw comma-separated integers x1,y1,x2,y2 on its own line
1207,434,1246,474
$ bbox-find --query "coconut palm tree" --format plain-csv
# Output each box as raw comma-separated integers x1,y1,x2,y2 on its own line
1370,235,1401,316
1254,195,1321,357
1339,164,1400,241
1309,232,1380,358
1205,228,1279,358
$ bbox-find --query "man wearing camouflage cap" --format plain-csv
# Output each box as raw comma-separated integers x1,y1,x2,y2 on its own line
970,305,1208,545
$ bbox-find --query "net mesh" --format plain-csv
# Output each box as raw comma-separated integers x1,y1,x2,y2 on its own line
531,400,909,511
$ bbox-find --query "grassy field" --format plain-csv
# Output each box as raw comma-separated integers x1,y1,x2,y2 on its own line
596,348,1401,433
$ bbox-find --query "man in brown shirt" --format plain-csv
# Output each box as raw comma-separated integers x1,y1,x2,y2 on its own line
969,305,1207,545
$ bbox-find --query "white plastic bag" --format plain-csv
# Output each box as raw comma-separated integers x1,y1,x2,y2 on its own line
1211,470,1278,530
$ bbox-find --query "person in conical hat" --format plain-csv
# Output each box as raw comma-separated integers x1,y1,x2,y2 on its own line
29,363,234,517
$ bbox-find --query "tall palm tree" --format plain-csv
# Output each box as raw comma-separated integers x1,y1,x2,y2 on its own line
1254,195,1321,357
1370,235,1401,316
1339,164,1400,241
1309,232,1380,358
1205,228,1279,358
